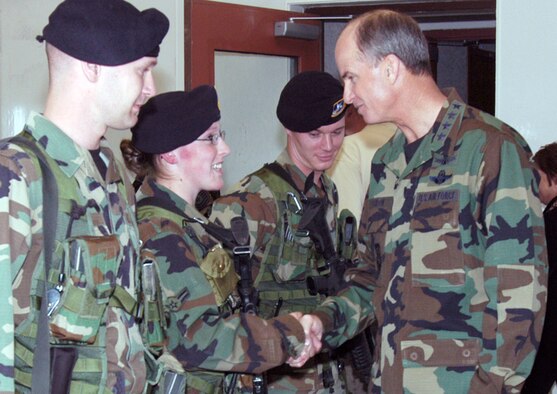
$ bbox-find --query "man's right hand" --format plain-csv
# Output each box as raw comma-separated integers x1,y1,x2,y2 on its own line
287,314,323,368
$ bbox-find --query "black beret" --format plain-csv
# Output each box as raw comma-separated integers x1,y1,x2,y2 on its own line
276,71,347,133
131,86,221,154
37,0,169,66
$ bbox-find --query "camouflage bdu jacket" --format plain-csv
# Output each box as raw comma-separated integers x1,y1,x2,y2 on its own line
135,179,306,393
313,90,548,393
211,151,347,393
0,113,145,393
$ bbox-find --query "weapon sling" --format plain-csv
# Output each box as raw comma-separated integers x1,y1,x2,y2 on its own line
10,135,57,394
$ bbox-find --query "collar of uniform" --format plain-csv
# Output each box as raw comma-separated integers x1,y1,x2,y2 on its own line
24,112,86,178
409,89,465,175
429,88,466,153
377,130,409,179
275,148,336,204
378,88,465,179
98,140,124,184
137,176,206,220
25,112,125,184
546,194,557,215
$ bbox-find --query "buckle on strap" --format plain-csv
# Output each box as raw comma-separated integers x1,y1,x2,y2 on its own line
233,245,251,256
109,285,140,319
286,192,303,214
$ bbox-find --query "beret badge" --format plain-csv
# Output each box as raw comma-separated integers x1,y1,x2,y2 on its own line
331,98,346,118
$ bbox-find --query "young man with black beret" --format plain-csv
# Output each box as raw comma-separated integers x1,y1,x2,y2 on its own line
0,0,169,392
210,71,365,393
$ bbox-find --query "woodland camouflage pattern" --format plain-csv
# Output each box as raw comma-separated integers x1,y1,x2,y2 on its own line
313,89,548,393
211,151,349,393
0,112,144,393
136,179,306,393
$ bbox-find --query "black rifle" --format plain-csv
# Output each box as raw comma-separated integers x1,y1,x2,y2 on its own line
300,202,374,388
300,197,353,297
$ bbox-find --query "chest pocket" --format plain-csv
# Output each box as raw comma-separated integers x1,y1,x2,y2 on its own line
49,235,122,344
272,203,313,283
410,189,464,287
361,196,393,287
198,244,239,306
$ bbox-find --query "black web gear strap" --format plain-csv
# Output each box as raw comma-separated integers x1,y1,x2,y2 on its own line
8,134,57,393
136,196,249,250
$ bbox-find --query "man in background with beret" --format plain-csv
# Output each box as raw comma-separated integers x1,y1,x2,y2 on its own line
0,0,168,392
210,71,366,393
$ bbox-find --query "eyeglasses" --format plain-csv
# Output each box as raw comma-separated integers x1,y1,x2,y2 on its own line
196,129,226,145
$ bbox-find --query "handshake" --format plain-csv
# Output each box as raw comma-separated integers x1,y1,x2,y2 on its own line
287,313,324,368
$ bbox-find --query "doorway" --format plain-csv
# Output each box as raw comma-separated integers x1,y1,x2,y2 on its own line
426,29,495,115
185,0,322,190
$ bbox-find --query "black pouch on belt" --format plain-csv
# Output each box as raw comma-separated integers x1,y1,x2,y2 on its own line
50,346,78,394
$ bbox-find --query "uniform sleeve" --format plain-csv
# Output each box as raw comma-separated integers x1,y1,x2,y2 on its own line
311,266,376,350
310,216,378,350
143,231,305,374
470,137,547,392
0,149,35,393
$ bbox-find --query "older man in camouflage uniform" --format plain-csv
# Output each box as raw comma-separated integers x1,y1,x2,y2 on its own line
298,9,548,394
0,0,168,392
211,71,359,393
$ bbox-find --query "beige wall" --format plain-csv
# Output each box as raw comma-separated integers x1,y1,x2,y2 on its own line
496,0,557,153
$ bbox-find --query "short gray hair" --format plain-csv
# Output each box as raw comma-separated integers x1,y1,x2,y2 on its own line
349,9,431,76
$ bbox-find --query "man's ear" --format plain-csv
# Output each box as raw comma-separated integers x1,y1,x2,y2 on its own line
81,62,101,82
384,54,401,83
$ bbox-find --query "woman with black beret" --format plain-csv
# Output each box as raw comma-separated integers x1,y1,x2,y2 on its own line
120,86,318,393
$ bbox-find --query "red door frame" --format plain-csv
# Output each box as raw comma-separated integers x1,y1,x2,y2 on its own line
184,0,322,89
